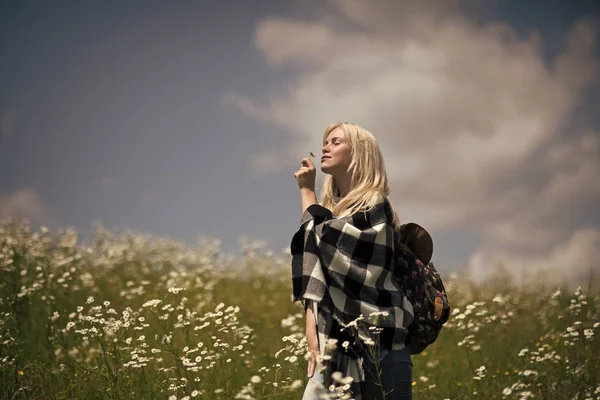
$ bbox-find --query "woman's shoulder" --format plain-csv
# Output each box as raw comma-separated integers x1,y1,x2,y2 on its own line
380,194,401,229
346,194,390,226
374,193,393,213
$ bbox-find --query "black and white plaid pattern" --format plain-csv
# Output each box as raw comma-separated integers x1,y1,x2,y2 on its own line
291,196,414,399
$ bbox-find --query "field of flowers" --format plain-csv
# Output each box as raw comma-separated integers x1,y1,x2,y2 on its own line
1,220,599,400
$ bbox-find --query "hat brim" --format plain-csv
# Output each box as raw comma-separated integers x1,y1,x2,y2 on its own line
402,222,433,265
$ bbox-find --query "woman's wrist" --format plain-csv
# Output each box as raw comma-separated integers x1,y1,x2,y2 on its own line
300,187,315,195
301,188,318,213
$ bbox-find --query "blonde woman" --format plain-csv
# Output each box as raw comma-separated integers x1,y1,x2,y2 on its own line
292,123,415,399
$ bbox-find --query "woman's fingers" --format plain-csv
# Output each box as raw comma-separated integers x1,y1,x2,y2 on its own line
301,158,315,168
293,167,308,178
307,348,320,378
307,351,318,378
307,358,314,378
295,157,316,190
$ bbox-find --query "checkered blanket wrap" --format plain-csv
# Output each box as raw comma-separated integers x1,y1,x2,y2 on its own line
291,197,414,398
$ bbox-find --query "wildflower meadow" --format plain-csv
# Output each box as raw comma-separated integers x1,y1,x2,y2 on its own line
1,220,599,399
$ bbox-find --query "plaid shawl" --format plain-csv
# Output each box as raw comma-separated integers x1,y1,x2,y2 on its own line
291,195,414,399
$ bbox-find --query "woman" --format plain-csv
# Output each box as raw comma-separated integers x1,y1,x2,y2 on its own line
291,122,415,400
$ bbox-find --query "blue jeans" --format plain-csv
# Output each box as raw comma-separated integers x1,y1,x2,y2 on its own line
363,347,413,399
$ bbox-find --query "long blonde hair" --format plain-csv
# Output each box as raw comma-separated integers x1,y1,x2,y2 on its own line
320,122,401,229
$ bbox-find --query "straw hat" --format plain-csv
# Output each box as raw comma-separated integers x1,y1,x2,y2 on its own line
399,222,433,265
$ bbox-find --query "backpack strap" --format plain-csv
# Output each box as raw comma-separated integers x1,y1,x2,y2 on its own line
396,242,415,256
433,297,444,321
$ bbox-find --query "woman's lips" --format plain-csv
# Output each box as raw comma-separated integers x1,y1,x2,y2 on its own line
321,156,330,161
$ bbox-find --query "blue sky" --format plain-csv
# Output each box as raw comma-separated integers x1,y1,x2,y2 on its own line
1,0,599,282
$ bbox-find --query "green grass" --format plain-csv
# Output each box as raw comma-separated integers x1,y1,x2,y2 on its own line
0,220,598,399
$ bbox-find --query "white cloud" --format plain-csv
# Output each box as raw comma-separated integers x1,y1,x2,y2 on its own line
468,228,600,287
0,188,53,224
1,109,18,139
225,0,600,284
101,177,115,191
246,148,286,178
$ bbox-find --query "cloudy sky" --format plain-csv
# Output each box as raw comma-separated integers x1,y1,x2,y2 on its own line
1,0,599,283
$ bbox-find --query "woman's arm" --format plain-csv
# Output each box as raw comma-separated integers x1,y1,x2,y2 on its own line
301,188,318,213
305,303,320,378
293,157,320,377
294,157,318,213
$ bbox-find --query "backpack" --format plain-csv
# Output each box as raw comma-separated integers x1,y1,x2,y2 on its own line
394,223,450,355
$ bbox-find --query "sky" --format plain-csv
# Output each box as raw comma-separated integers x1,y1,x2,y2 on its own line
1,0,599,284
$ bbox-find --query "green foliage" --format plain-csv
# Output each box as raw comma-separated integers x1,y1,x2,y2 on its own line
0,220,599,399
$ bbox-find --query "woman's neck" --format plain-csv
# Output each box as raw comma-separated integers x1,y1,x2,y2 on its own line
335,174,351,198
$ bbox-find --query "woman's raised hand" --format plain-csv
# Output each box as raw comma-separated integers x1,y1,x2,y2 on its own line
293,157,316,191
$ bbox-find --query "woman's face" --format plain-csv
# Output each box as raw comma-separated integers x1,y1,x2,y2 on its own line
321,127,352,176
